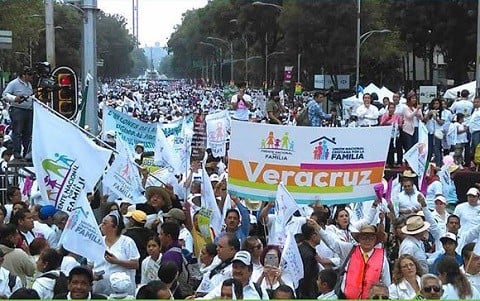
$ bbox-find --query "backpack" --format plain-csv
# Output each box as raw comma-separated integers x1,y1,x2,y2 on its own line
168,247,195,296
39,271,68,296
296,106,311,126
7,272,16,292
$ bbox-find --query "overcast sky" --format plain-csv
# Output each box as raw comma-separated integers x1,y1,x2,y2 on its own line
97,0,209,47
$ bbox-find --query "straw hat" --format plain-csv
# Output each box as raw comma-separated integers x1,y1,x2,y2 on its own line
351,225,383,242
244,199,262,211
448,164,460,173
401,215,430,235
402,170,417,178
145,186,171,207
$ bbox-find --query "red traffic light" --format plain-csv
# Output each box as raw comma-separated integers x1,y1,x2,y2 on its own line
58,74,72,86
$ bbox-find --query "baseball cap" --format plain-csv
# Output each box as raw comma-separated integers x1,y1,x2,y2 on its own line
163,208,186,222
467,187,480,196
209,173,220,183
434,195,447,204
39,205,58,220
232,250,252,266
440,232,457,245
124,210,147,223
110,272,131,295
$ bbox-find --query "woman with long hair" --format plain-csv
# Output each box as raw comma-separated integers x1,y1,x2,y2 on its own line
326,206,376,243
402,91,423,152
389,254,424,299
437,256,480,299
424,98,444,166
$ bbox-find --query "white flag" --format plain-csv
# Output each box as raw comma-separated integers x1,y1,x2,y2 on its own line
103,138,144,203
206,110,229,158
269,183,300,245
201,159,223,237
155,124,182,174
32,102,112,213
404,122,429,188
60,193,106,262
280,232,304,289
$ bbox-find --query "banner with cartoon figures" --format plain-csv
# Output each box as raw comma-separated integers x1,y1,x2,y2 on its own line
206,110,229,158
227,121,391,205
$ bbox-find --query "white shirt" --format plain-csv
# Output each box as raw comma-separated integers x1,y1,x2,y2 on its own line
317,290,338,299
389,276,420,300
61,256,80,275
0,266,22,298
469,108,480,133
231,94,252,121
33,221,57,247
140,255,162,284
453,202,480,236
201,279,269,300
455,122,468,144
395,190,422,215
441,283,480,299
318,228,391,287
450,99,473,121
399,236,427,273
466,271,480,294
426,181,443,210
32,270,62,299
196,259,232,294
93,235,140,296
179,227,194,254
356,105,379,126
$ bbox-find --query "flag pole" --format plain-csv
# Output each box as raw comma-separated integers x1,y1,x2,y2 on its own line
33,99,167,186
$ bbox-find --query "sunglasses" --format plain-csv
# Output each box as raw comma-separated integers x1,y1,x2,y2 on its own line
423,285,441,293
371,296,389,300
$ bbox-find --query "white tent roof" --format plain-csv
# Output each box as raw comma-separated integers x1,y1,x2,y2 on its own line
443,81,475,101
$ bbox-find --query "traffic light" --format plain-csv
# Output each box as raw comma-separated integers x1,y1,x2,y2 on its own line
51,66,78,120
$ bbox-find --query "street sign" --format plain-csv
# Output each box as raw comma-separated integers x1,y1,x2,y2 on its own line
284,66,293,83
314,74,350,90
419,86,437,104
0,30,12,50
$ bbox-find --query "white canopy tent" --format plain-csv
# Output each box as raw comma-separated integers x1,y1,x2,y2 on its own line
341,83,405,119
443,81,475,101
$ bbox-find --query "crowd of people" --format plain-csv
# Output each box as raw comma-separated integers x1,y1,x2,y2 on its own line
1,70,480,299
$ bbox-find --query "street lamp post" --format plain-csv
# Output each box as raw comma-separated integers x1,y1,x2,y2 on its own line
199,41,220,84
355,27,391,95
252,1,283,90
230,19,249,83
207,36,233,84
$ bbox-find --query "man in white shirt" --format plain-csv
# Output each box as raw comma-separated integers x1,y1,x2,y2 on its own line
451,89,473,121
461,243,480,293
396,177,422,216
231,84,252,121
34,205,59,247
453,187,480,236
399,195,440,273
469,97,480,162
201,251,269,299
356,93,379,126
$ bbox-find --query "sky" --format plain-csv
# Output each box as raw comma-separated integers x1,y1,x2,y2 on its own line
97,0,209,47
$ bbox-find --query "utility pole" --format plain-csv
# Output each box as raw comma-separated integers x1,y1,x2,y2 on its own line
45,0,56,67
83,0,99,134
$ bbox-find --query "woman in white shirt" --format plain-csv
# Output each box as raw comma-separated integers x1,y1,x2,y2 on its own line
389,254,423,299
326,207,376,244
256,245,294,297
140,236,162,285
32,248,66,299
437,256,480,299
93,212,140,296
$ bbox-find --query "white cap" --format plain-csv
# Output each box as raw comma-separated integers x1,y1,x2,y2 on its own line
232,251,252,266
105,130,116,137
110,272,131,294
440,232,457,244
434,195,447,204
467,187,480,196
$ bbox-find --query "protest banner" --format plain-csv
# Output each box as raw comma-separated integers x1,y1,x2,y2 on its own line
280,232,304,289
269,183,301,245
32,102,112,212
404,122,429,189
206,110,229,158
60,194,106,262
154,123,182,174
228,121,391,205
103,106,157,152
190,113,207,162
103,138,145,203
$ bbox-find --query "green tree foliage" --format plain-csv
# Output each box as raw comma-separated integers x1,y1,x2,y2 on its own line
0,0,141,78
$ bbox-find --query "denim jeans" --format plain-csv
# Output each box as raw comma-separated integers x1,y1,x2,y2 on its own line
9,107,33,157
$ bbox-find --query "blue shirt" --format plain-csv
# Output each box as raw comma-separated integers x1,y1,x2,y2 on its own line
215,202,250,244
431,253,463,275
307,99,331,127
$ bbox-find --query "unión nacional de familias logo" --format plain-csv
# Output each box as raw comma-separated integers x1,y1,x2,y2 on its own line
260,131,294,161
41,153,86,211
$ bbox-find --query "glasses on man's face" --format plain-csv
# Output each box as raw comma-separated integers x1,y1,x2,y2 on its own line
371,295,389,299
423,285,441,293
